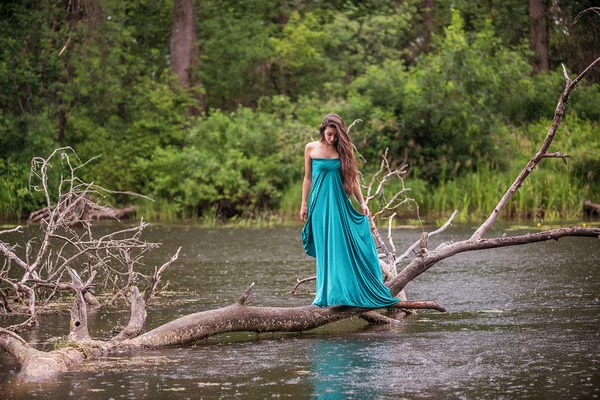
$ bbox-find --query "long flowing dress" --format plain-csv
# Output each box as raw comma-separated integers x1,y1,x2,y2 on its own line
302,158,399,308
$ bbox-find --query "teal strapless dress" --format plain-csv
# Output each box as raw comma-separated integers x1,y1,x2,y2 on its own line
302,158,399,308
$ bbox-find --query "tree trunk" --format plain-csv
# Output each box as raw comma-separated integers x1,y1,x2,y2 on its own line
423,0,435,53
584,199,600,214
170,0,205,112
529,0,550,73
278,0,289,25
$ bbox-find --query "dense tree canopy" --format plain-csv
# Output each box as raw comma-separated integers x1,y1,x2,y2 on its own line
1,0,599,221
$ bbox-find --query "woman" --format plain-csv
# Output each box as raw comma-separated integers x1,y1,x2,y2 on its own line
300,114,399,308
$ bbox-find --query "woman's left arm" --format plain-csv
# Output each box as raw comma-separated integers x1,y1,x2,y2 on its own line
353,179,369,216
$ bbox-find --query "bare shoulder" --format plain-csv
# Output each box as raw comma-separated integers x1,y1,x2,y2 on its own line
304,141,319,156
305,141,319,150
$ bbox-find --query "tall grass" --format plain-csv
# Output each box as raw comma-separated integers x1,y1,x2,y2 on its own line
275,161,593,225
135,199,190,222
409,162,590,222
278,180,303,220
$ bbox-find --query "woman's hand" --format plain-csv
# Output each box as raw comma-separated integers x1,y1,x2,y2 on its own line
300,205,308,222
360,202,370,216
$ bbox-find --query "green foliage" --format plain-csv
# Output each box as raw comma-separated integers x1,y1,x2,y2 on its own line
0,160,43,220
198,0,277,109
268,1,420,99
403,115,600,222
1,1,599,223
139,108,308,219
408,160,589,222
339,12,532,180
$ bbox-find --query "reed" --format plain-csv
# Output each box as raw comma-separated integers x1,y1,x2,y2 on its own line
409,163,591,222
135,199,185,222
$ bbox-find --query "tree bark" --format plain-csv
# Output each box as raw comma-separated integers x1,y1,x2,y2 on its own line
529,0,550,74
27,200,136,224
423,0,435,53
278,0,289,25
584,199,600,214
170,0,205,112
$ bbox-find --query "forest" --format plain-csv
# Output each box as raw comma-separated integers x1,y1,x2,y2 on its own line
1,0,599,223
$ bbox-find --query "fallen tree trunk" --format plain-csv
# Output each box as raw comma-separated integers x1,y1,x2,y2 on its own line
1,224,599,382
0,286,446,382
584,199,600,214
27,196,136,224
2,223,599,382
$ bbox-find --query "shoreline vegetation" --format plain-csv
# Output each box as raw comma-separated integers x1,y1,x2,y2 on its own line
2,152,599,226
2,205,598,229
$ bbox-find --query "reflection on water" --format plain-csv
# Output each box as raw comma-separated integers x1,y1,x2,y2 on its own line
0,224,599,399
311,337,382,399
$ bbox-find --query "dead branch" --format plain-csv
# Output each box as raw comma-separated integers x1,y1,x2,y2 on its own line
471,56,600,241
0,226,23,236
111,287,147,341
360,148,428,284
0,327,39,365
359,312,403,325
143,246,181,304
395,210,459,264
237,282,255,306
84,292,101,309
0,289,13,313
584,200,600,214
67,268,90,342
384,212,398,254
0,148,163,328
393,301,446,312
0,241,30,271
4,317,37,333
26,198,137,224
391,226,600,296
289,275,316,294
541,151,570,164
378,259,395,282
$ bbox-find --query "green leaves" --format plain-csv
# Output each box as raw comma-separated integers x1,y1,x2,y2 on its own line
140,108,306,219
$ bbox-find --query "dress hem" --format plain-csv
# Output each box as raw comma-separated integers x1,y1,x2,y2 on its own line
312,298,400,309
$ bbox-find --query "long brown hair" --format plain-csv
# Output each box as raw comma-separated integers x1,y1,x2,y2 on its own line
319,114,359,197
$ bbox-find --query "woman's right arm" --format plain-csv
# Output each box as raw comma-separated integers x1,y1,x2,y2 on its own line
300,143,313,222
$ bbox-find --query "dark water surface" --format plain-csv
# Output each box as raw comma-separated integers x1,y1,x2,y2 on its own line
0,223,598,399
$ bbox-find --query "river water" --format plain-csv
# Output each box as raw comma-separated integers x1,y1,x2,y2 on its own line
0,223,598,399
